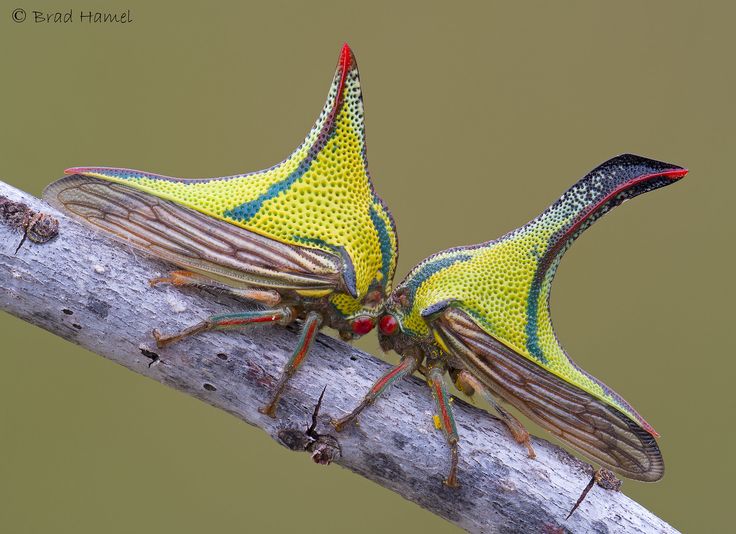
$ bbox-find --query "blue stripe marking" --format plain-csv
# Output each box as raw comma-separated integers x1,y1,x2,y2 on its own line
292,235,333,250
224,120,340,222
224,160,311,222
525,274,546,363
406,253,472,302
524,206,612,363
369,204,393,286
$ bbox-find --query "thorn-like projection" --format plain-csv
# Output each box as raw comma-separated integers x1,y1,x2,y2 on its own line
307,386,342,465
567,467,622,519
45,44,399,420
307,386,327,438
372,155,684,487
277,386,342,465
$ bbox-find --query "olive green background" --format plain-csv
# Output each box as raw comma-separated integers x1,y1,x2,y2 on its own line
1,1,733,532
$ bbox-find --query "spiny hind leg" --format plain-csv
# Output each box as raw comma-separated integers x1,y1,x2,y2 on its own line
427,360,460,488
452,368,536,459
150,270,282,306
567,467,622,519
331,351,421,431
153,307,294,348
259,311,323,418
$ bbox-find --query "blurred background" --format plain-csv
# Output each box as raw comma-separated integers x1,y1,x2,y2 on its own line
1,1,733,532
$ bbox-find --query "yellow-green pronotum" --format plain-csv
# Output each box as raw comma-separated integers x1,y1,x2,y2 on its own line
44,44,398,417
333,154,686,489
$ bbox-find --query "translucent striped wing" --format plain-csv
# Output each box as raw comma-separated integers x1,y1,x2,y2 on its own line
44,175,344,292
432,307,664,481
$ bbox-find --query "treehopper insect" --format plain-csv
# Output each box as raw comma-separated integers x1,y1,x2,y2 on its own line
333,154,686,493
44,44,398,417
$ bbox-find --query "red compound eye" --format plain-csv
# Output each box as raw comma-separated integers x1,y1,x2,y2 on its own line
351,316,375,336
378,314,399,335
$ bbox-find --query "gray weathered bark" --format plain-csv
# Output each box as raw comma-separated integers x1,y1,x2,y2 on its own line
0,180,677,534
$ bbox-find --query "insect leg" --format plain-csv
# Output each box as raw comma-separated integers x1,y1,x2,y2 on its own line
153,307,294,348
150,270,282,306
149,270,206,287
452,369,536,459
229,288,283,306
427,361,460,487
331,351,421,431
259,311,323,418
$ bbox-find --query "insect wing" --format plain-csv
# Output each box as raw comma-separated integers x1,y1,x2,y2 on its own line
432,307,664,482
44,175,344,292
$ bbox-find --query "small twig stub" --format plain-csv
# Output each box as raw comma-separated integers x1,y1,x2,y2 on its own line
0,195,59,252
277,386,342,465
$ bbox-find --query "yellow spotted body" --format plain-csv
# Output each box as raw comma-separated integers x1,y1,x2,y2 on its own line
66,45,397,318
391,155,688,433
400,233,628,417
48,44,399,420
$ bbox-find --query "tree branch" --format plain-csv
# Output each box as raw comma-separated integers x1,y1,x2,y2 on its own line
0,180,677,533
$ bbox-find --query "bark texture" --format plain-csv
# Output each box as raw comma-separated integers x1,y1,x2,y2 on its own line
0,180,677,534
